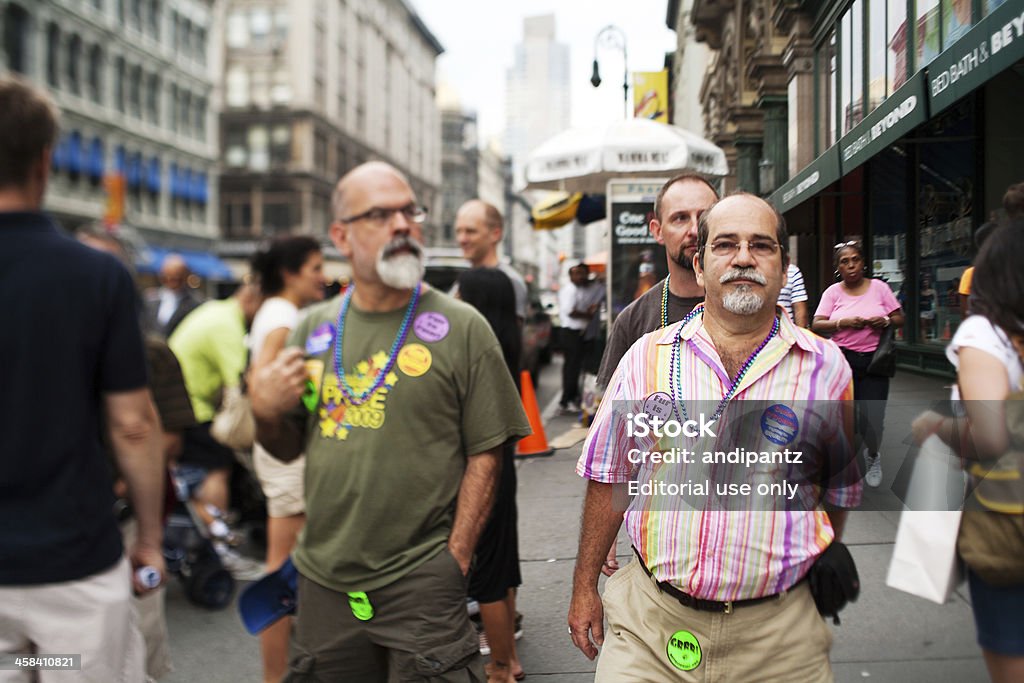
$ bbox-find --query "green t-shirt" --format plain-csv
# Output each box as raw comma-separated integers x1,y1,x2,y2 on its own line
287,287,531,592
168,298,247,423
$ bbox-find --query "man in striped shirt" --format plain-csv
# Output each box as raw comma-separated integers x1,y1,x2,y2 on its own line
568,193,860,682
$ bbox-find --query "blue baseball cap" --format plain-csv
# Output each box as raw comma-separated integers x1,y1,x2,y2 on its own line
238,556,299,635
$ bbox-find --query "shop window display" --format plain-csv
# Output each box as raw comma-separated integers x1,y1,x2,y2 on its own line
915,101,975,345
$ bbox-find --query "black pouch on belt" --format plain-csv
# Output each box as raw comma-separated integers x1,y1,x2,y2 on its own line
807,540,860,625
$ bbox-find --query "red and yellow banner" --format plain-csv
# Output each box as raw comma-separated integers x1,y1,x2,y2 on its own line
632,70,668,123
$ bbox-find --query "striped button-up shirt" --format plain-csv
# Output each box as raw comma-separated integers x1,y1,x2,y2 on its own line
578,306,859,600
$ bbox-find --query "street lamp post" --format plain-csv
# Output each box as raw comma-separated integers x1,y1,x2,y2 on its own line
590,25,629,119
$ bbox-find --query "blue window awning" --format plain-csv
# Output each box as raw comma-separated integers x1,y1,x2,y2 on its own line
137,247,233,280
66,131,82,174
88,138,104,180
146,157,161,193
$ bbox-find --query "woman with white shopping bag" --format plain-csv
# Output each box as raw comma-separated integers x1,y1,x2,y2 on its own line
911,221,1024,683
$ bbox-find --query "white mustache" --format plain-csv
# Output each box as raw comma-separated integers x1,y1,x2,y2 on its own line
720,268,766,285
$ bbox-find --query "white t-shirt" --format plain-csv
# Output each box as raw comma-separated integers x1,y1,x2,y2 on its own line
946,315,1023,397
249,296,299,363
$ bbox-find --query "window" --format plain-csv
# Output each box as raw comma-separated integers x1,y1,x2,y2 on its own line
179,91,190,133
195,27,207,63
227,12,248,48
131,0,143,27
194,97,205,137
117,0,125,22
250,8,271,47
147,74,160,123
848,0,864,132
129,65,142,117
226,67,248,107
263,202,292,233
887,0,908,94
271,69,291,105
916,0,941,68
273,9,289,44
114,58,126,112
149,0,160,39
225,129,246,168
168,83,178,128
3,4,30,74
270,124,290,166
248,126,269,171
66,36,82,94
88,45,103,103
46,23,60,87
943,0,973,49
868,0,886,111
223,197,254,238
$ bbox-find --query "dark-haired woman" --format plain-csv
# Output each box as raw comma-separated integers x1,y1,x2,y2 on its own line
455,267,524,683
811,241,905,488
248,235,324,683
912,221,1024,683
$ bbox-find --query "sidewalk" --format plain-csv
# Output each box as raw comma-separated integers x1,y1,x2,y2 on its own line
513,369,988,682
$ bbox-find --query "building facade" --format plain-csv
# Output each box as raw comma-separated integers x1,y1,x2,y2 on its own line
1,0,219,254
684,0,1024,372
216,0,443,261
437,106,478,246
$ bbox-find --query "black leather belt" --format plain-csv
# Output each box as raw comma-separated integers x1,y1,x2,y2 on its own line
632,547,797,614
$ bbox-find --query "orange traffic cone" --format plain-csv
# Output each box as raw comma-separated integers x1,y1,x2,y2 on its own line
516,370,553,457
941,320,952,341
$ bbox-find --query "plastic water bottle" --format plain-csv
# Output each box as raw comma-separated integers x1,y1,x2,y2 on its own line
136,565,161,589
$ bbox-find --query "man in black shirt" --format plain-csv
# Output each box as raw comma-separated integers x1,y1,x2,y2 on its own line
0,76,165,680
593,173,718,574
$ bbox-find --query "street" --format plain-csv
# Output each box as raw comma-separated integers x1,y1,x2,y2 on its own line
163,360,988,683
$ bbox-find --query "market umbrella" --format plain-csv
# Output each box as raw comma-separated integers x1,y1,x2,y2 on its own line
524,118,728,194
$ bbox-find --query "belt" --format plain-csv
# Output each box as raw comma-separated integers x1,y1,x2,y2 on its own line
841,348,874,358
632,547,797,615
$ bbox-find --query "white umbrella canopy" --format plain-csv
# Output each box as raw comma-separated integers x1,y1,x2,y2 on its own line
524,118,729,194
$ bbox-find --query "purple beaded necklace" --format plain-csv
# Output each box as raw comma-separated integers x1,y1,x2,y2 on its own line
669,306,779,424
333,283,421,406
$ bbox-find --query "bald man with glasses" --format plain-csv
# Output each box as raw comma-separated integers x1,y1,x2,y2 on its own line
252,162,530,682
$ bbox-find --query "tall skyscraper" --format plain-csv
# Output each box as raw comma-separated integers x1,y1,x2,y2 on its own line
503,14,571,289
503,14,570,186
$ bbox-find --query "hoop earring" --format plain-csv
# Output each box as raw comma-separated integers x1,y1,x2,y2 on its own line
834,269,841,280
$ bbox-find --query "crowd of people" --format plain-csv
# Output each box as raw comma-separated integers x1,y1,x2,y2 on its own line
2,72,1023,683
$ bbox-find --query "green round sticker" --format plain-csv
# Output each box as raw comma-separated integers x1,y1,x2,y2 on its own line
347,591,374,621
666,630,702,671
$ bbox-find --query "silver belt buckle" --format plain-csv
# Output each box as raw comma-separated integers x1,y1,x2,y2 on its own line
723,600,733,615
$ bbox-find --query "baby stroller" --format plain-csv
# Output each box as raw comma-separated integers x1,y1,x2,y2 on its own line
162,470,236,609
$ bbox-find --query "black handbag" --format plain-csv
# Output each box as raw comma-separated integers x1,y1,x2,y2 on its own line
808,540,860,625
866,325,896,377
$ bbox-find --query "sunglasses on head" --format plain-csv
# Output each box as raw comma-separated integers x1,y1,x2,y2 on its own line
833,240,861,250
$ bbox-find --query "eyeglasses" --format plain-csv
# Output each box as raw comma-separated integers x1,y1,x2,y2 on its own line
339,203,428,226
834,240,861,250
705,239,780,258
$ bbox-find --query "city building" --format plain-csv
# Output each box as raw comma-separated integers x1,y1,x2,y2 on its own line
438,103,478,246
504,14,572,290
665,0,713,134
682,0,1024,372
0,0,220,268
215,0,443,276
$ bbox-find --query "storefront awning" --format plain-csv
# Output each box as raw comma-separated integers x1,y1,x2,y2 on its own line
929,0,1024,116
137,246,234,280
769,145,841,214
839,72,929,173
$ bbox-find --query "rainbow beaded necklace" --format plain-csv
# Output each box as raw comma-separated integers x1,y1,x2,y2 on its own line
660,275,671,329
669,306,780,424
332,282,422,406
